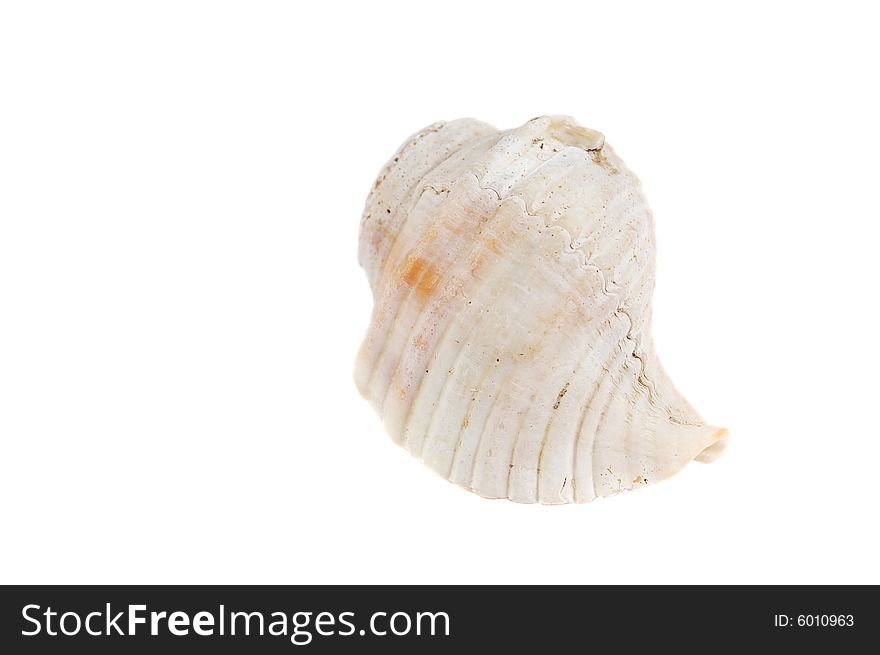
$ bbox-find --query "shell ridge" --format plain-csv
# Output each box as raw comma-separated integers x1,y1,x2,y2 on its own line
401,307,483,455
500,400,534,499
588,345,632,499
474,180,658,407
382,184,506,448
444,341,506,480
361,132,487,396
416,314,485,460
362,186,452,405
458,367,512,490
418,196,560,475
367,186,454,409
359,121,448,277
444,272,544,482
570,331,630,502
533,306,621,503
569,360,605,502
503,343,571,502
365,124,500,286
621,376,657,492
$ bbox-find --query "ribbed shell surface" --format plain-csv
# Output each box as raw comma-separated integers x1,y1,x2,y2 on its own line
356,116,726,503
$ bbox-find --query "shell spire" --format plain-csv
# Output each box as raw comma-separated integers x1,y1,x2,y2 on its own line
356,116,727,503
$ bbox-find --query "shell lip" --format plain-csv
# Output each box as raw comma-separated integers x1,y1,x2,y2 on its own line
695,428,730,464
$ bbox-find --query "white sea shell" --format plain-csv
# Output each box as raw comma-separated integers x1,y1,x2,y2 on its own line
355,116,727,504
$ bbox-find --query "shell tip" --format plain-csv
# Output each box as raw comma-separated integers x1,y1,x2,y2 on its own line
695,428,729,463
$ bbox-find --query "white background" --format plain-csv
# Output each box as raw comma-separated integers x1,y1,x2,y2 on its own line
1,1,878,584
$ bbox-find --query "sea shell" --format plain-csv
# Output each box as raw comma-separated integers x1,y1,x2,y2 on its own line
355,116,727,504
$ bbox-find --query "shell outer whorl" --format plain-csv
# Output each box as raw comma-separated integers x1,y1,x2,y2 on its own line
356,116,727,504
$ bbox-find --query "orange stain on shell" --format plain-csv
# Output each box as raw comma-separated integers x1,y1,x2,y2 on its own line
401,255,441,300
